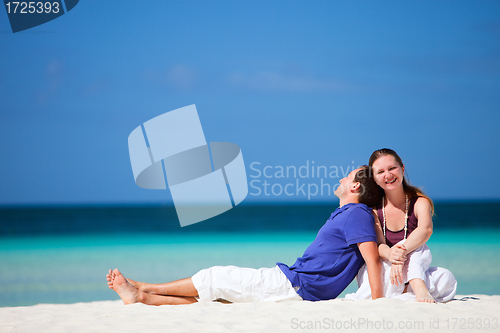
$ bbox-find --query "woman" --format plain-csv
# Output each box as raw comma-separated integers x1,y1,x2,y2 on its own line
346,148,457,303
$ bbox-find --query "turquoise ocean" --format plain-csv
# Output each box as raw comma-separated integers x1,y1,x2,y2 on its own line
1,202,499,307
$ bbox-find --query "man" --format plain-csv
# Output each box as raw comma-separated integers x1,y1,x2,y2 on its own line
107,165,383,305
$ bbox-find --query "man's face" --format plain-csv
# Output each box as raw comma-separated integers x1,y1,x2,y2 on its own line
334,168,361,199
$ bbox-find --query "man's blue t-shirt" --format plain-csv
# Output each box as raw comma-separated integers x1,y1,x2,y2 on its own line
277,203,376,301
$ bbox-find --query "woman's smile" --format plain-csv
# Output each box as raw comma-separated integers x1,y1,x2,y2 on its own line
385,178,397,184
372,155,405,189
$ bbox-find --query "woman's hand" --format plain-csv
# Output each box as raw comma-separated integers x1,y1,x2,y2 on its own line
390,263,404,286
389,244,407,265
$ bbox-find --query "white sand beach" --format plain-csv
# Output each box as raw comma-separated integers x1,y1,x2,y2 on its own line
1,295,498,333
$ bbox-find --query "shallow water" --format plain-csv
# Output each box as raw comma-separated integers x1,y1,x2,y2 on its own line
1,229,499,307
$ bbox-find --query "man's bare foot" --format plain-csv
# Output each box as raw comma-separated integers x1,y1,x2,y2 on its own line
415,291,436,304
106,269,115,289
112,268,140,305
107,270,148,292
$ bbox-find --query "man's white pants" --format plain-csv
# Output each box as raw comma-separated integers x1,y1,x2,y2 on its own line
192,265,303,303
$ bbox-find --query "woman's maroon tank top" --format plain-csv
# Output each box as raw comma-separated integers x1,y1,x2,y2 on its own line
377,196,418,247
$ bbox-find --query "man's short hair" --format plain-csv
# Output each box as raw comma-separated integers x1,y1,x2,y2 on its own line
353,165,383,207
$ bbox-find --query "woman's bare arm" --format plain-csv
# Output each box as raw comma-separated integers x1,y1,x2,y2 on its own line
401,197,433,253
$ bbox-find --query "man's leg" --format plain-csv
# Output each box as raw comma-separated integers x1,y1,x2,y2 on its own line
107,269,198,296
109,269,198,305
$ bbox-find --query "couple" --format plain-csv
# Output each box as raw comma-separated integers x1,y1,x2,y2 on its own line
107,149,456,305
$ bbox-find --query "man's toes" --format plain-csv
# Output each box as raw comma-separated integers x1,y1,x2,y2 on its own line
107,269,118,289
112,269,128,285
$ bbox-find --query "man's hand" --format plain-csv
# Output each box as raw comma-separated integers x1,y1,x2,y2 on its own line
389,244,407,265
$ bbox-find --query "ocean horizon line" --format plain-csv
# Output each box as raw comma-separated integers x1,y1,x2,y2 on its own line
1,201,499,236
1,197,500,209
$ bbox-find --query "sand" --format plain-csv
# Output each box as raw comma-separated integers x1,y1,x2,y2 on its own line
1,295,499,332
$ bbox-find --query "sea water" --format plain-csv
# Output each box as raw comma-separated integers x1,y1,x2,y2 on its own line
0,202,499,307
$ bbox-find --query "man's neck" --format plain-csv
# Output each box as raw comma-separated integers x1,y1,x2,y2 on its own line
339,197,359,207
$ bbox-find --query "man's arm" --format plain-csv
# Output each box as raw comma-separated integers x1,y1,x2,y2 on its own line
357,241,383,300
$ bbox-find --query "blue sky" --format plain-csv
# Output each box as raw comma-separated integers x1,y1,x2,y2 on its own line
1,0,499,205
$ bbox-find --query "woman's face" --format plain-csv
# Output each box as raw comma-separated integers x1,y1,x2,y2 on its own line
372,155,405,192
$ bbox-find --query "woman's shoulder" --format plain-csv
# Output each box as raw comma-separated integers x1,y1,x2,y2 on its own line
413,196,432,215
414,195,431,206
